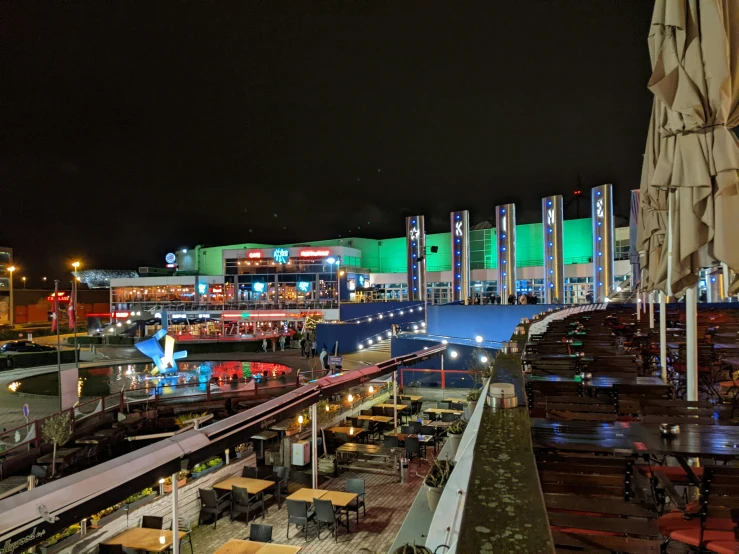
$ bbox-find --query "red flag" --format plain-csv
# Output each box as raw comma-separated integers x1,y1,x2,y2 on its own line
51,293,58,332
67,289,75,329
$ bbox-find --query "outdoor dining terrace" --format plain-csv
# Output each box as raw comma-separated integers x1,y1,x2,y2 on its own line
525,304,739,553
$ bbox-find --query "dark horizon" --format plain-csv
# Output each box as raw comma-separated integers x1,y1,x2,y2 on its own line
3,1,654,281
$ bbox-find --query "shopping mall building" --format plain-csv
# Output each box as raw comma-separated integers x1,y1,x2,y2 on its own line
109,187,648,335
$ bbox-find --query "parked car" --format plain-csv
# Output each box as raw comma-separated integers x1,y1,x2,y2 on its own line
0,341,56,353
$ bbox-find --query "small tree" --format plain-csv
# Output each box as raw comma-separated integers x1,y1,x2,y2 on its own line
466,347,494,387
41,412,73,476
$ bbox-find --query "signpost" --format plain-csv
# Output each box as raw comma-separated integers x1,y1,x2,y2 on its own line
328,356,343,372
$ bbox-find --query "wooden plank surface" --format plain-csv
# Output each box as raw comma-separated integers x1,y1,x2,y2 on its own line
320,490,358,508
256,545,302,554
286,488,328,502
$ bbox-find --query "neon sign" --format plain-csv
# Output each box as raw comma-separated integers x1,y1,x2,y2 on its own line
455,221,463,237
409,226,419,241
299,249,330,257
114,311,130,318
297,281,311,292
197,283,208,295
596,198,604,218
273,248,289,264
248,252,262,259
547,208,554,226
165,252,176,264
47,293,70,302
253,282,266,293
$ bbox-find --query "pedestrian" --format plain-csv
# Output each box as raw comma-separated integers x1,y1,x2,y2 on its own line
519,293,528,305
279,334,286,352
271,337,276,352
320,347,328,369
299,337,305,358
507,293,516,305
311,339,317,358
262,338,268,353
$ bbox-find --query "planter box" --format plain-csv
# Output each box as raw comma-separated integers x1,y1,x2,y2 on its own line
163,478,188,493
235,448,254,459
89,509,124,529
127,493,158,511
285,427,300,437
192,462,223,479
39,531,81,554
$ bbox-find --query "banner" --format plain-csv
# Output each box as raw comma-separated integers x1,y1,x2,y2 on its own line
60,368,79,411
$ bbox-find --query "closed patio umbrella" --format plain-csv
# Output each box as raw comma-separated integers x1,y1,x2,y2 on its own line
640,0,739,398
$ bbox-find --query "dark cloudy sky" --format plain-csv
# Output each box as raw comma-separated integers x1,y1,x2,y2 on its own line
2,0,654,281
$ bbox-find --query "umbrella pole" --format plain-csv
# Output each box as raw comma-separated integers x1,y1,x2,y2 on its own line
649,292,655,329
685,287,698,401
659,292,667,381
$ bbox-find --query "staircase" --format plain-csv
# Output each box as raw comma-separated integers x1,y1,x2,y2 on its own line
607,278,638,303
364,340,391,354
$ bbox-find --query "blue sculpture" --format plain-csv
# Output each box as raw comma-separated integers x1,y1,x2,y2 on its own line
135,329,187,374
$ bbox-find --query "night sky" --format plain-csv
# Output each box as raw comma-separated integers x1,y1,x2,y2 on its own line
3,1,654,282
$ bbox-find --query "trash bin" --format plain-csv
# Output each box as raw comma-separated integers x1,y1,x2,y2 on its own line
400,457,409,484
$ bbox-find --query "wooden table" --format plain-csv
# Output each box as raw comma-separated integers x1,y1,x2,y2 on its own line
36,447,81,465
286,488,328,502
75,436,100,445
357,415,393,423
441,397,467,404
256,545,302,554
213,476,275,495
0,476,28,500
375,403,409,411
399,394,423,402
329,426,365,438
214,540,265,554
103,528,185,552
526,374,668,391
423,408,463,415
335,443,394,460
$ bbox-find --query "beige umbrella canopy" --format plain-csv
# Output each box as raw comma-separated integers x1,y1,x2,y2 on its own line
639,0,739,296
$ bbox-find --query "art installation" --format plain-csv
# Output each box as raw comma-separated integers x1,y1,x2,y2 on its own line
134,329,187,374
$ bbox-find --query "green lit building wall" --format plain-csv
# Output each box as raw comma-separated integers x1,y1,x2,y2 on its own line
192,218,595,276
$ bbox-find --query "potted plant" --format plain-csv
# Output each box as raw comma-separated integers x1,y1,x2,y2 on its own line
175,412,208,428
424,459,454,512
163,470,189,493
192,456,224,478
234,442,253,459
466,389,481,416
392,546,433,554
445,418,467,457
39,524,81,554
89,503,124,528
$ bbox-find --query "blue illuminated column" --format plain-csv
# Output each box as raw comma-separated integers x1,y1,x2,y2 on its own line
495,204,516,303
592,184,614,301
406,215,427,302
542,195,564,304
450,210,470,303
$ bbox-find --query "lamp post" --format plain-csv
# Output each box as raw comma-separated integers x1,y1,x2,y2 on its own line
22,276,26,289
7,266,15,327
72,262,80,372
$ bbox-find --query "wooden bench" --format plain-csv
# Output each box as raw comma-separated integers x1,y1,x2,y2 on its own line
537,454,661,553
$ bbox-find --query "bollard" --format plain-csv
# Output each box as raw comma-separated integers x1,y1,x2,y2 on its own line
400,457,409,484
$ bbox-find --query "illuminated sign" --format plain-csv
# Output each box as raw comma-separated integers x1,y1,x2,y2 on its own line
547,208,554,226
455,221,463,237
358,275,365,287
46,293,70,302
165,252,176,264
253,282,266,293
409,226,419,241
171,313,188,319
166,263,177,268
299,249,330,257
198,313,211,318
297,281,311,292
248,252,262,259
197,283,208,295
273,248,289,264
347,279,356,291
114,311,130,318
596,198,604,218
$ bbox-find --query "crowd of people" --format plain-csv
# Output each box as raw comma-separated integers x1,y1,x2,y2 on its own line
468,292,541,305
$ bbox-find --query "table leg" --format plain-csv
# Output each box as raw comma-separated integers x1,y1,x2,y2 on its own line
675,456,702,487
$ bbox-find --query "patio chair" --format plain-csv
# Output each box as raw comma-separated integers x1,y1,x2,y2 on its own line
171,516,194,553
249,523,273,543
441,412,458,422
141,515,163,529
242,466,258,478
360,409,373,416
286,499,316,541
437,401,451,409
405,436,421,464
231,485,265,524
31,464,48,485
345,478,366,524
400,425,414,435
314,498,339,541
408,421,423,434
450,402,464,411
270,466,289,508
98,544,124,554
198,488,230,529
384,435,399,448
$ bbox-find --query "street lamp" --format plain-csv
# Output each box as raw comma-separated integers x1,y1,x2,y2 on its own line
7,266,15,327
21,276,26,289
71,262,81,372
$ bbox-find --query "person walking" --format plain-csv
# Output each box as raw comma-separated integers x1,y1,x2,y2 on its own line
320,347,328,369
271,337,276,352
299,337,305,358
279,334,285,352
311,339,317,358
262,338,268,353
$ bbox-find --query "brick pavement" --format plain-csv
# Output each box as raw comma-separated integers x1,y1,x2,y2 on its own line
191,460,432,554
